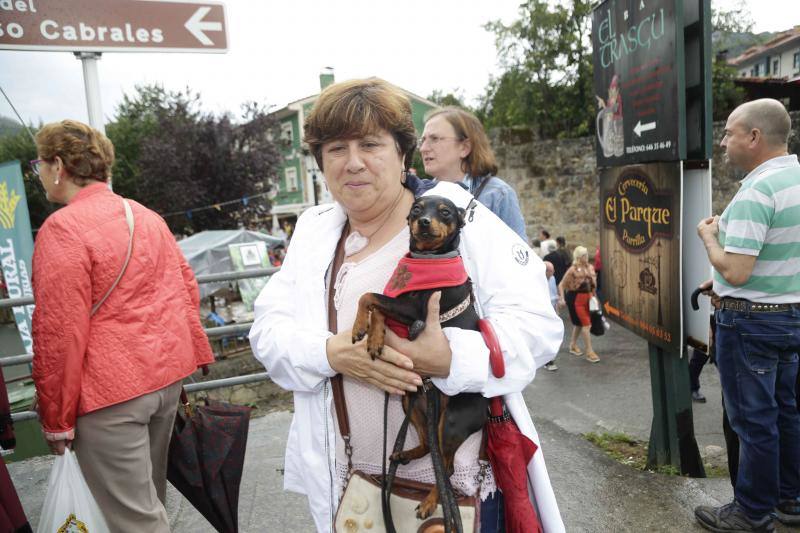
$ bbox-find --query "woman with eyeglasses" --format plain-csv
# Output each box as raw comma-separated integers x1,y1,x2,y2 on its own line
30,120,213,532
419,107,528,241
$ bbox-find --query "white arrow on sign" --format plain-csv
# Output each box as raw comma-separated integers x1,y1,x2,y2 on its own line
185,7,223,46
633,120,656,137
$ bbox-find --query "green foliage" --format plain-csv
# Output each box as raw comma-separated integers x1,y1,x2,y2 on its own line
427,90,468,109
709,0,757,121
711,0,753,35
712,59,745,121
105,85,282,234
479,0,594,139
0,116,23,138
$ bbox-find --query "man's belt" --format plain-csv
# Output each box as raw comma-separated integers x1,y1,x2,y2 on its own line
719,297,798,313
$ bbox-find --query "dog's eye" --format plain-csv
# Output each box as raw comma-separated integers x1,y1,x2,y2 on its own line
411,206,421,215
440,209,451,217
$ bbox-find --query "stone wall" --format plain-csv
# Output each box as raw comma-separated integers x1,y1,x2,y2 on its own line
491,111,800,252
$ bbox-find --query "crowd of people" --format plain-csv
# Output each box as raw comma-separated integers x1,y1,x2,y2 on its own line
16,74,798,533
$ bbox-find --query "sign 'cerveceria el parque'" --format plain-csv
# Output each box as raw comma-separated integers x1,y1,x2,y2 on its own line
599,163,681,353
603,170,673,251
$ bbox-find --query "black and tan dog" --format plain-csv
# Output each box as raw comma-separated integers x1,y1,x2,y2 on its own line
352,195,488,528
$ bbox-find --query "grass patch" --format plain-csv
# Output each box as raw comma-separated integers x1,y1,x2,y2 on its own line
585,431,648,470
584,431,726,477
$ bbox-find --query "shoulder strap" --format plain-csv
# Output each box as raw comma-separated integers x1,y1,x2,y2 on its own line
472,176,494,200
91,199,134,317
329,222,350,440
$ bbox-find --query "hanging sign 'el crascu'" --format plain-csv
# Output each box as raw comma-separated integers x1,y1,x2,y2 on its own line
592,0,684,167
603,168,673,252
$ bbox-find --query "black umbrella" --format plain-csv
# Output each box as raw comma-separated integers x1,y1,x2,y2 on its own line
167,390,252,533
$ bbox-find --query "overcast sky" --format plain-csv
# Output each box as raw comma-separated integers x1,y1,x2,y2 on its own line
0,0,796,127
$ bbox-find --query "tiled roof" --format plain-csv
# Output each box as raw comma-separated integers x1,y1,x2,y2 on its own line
729,26,800,66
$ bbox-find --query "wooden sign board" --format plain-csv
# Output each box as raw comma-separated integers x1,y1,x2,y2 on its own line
600,162,682,352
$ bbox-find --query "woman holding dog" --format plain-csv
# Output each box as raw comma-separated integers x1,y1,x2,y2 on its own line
419,107,528,241
557,246,601,363
249,78,564,532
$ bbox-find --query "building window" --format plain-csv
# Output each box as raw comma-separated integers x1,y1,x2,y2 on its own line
280,122,293,147
765,56,770,75
285,167,298,192
752,63,761,77
794,51,800,71
773,59,780,76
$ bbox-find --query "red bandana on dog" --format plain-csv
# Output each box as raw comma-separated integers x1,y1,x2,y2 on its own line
383,254,468,337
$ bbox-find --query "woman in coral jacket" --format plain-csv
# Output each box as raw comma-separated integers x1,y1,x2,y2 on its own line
30,120,214,532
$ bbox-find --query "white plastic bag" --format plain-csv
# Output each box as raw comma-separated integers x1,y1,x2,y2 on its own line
36,450,110,533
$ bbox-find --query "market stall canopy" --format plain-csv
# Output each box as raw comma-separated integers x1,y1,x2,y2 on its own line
177,230,283,299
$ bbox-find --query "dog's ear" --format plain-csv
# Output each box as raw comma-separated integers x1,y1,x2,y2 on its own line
457,207,466,228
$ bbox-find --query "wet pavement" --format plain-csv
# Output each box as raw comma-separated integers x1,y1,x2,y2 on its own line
8,314,798,532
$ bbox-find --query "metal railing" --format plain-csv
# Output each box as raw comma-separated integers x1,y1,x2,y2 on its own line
2,267,279,423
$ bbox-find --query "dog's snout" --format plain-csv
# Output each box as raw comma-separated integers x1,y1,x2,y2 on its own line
419,217,431,227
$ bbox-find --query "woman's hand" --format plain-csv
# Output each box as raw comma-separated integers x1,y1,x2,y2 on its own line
327,331,422,395
47,439,71,455
384,292,452,378
43,428,75,456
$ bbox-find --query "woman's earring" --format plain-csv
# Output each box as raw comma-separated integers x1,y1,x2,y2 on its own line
54,174,60,185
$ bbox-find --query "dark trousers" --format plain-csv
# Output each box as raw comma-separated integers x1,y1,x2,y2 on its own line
480,491,505,532
689,347,709,392
715,307,800,519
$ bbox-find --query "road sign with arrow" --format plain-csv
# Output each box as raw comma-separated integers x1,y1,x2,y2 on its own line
0,0,227,53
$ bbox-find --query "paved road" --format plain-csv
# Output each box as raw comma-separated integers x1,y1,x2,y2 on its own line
11,314,797,532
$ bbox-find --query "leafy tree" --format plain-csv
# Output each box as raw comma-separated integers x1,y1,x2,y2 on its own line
106,85,282,234
0,116,23,138
480,0,594,139
427,90,468,109
710,0,755,121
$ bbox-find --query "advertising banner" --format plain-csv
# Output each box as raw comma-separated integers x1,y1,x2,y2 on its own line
599,162,682,352
0,161,36,354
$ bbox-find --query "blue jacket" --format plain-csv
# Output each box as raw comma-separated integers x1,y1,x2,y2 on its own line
463,175,528,241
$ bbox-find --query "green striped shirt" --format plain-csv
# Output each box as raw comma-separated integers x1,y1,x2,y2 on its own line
714,154,800,303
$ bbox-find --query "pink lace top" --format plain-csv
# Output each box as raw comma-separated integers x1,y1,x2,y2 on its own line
332,227,495,499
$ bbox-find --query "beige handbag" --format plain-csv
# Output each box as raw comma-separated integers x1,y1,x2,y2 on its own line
335,471,478,533
328,224,478,533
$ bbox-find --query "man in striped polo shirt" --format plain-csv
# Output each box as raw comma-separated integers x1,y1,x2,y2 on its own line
694,99,800,533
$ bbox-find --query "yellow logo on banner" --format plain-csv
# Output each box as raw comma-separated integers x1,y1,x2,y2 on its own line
0,182,21,230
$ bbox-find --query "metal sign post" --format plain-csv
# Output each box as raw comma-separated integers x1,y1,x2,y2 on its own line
593,0,712,476
76,52,104,134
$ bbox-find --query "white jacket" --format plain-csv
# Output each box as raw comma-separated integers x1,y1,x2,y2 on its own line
249,181,565,532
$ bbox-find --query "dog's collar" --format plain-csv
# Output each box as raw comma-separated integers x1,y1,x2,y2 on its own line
409,250,460,259
439,293,471,323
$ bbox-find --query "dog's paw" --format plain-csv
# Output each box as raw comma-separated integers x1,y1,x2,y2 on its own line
390,452,411,465
351,329,367,344
416,499,436,520
408,320,426,341
367,343,384,360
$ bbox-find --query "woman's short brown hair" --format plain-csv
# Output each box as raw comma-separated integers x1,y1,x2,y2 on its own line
425,107,498,178
304,78,416,172
35,120,114,183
